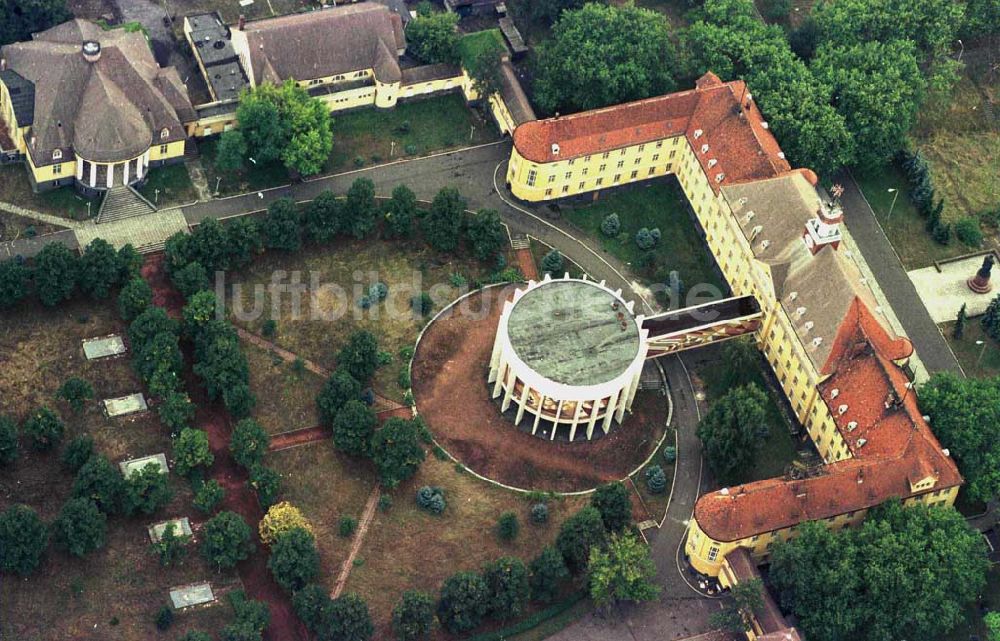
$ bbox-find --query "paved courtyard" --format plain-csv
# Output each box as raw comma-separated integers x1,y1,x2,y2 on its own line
909,253,999,323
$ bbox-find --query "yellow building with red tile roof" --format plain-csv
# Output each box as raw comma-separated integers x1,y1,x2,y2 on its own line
504,72,963,580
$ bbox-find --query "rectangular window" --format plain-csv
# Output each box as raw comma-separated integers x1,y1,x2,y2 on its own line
584,155,591,162
548,175,555,183
561,185,569,194
630,170,638,179
670,150,677,159
578,182,585,190
613,174,621,183
568,159,575,166
159,144,168,154
638,144,645,152
652,154,659,161
599,164,606,172
648,167,655,175
545,188,552,196
596,178,604,186
656,140,663,148
616,160,624,169
707,547,719,561
666,163,673,172
53,164,62,175
620,149,626,156
582,168,588,176
564,172,572,180
602,152,610,159
526,169,537,187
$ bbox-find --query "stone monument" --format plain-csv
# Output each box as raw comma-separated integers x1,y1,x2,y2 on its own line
967,255,994,294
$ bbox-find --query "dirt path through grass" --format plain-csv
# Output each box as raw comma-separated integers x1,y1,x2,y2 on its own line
235,326,404,414
143,253,308,641
330,483,381,599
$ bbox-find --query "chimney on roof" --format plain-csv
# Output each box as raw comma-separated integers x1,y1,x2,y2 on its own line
237,14,245,30
82,40,101,63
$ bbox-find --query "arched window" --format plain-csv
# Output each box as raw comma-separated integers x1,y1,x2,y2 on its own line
52,149,62,161
160,127,170,140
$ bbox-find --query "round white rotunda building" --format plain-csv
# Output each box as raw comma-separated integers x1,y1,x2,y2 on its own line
488,275,649,441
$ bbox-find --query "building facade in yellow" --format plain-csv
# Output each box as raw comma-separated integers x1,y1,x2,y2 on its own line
0,20,191,195
504,72,964,579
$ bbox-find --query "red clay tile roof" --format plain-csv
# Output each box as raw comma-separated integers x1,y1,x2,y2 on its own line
694,301,961,543
512,72,791,191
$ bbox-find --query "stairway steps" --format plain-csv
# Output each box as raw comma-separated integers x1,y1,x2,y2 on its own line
97,187,157,224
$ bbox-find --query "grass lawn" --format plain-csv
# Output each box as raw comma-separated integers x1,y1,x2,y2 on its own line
458,29,505,67
324,94,498,174
137,164,198,209
225,235,498,402
267,440,377,586
695,342,800,483
631,433,675,521
201,95,498,197
942,565,1000,641
0,298,239,640
0,211,61,241
344,455,589,639
562,179,726,295
853,165,967,270
529,236,586,279
199,138,291,198
243,342,325,435
943,319,1000,379
914,74,1000,226
0,165,93,221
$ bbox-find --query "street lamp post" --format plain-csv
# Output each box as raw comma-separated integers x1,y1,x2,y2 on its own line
957,39,964,62
976,339,988,370
154,189,160,205
390,140,395,158
886,188,900,222
215,176,221,195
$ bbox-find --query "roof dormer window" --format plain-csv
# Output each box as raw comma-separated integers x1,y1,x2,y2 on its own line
160,128,170,140
52,149,62,161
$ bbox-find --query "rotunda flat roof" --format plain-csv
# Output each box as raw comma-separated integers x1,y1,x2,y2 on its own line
507,280,641,387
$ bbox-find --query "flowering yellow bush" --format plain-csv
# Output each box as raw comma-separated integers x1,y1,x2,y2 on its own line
258,501,313,545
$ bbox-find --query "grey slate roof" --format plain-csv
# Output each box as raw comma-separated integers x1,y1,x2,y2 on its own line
241,4,406,86
498,59,535,126
721,172,883,373
0,19,193,165
0,70,35,126
401,62,461,85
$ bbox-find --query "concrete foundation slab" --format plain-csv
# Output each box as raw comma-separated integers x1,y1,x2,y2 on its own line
148,517,193,543
909,255,998,323
169,582,215,609
104,393,148,417
82,335,127,360
119,453,169,478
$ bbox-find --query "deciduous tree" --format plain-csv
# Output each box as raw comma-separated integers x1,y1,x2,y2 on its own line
919,373,1000,502
370,417,426,488
33,243,78,306
231,418,270,470
0,415,18,466
407,11,460,64
22,406,64,451
344,178,378,239
770,501,988,641
392,590,435,641
465,209,505,261
79,238,123,299
303,190,345,244
529,545,569,602
555,506,607,574
261,197,301,252
118,277,153,321
318,370,362,425
0,504,48,576
72,454,124,514
696,383,768,485
216,130,247,172
534,4,676,114
588,531,660,610
483,556,530,620
591,481,632,532
384,184,418,238
52,497,106,558
173,428,214,478
267,527,320,592
421,187,466,253
338,330,380,382
0,259,30,309
201,511,255,570
437,571,489,634
124,462,173,515
333,400,378,458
